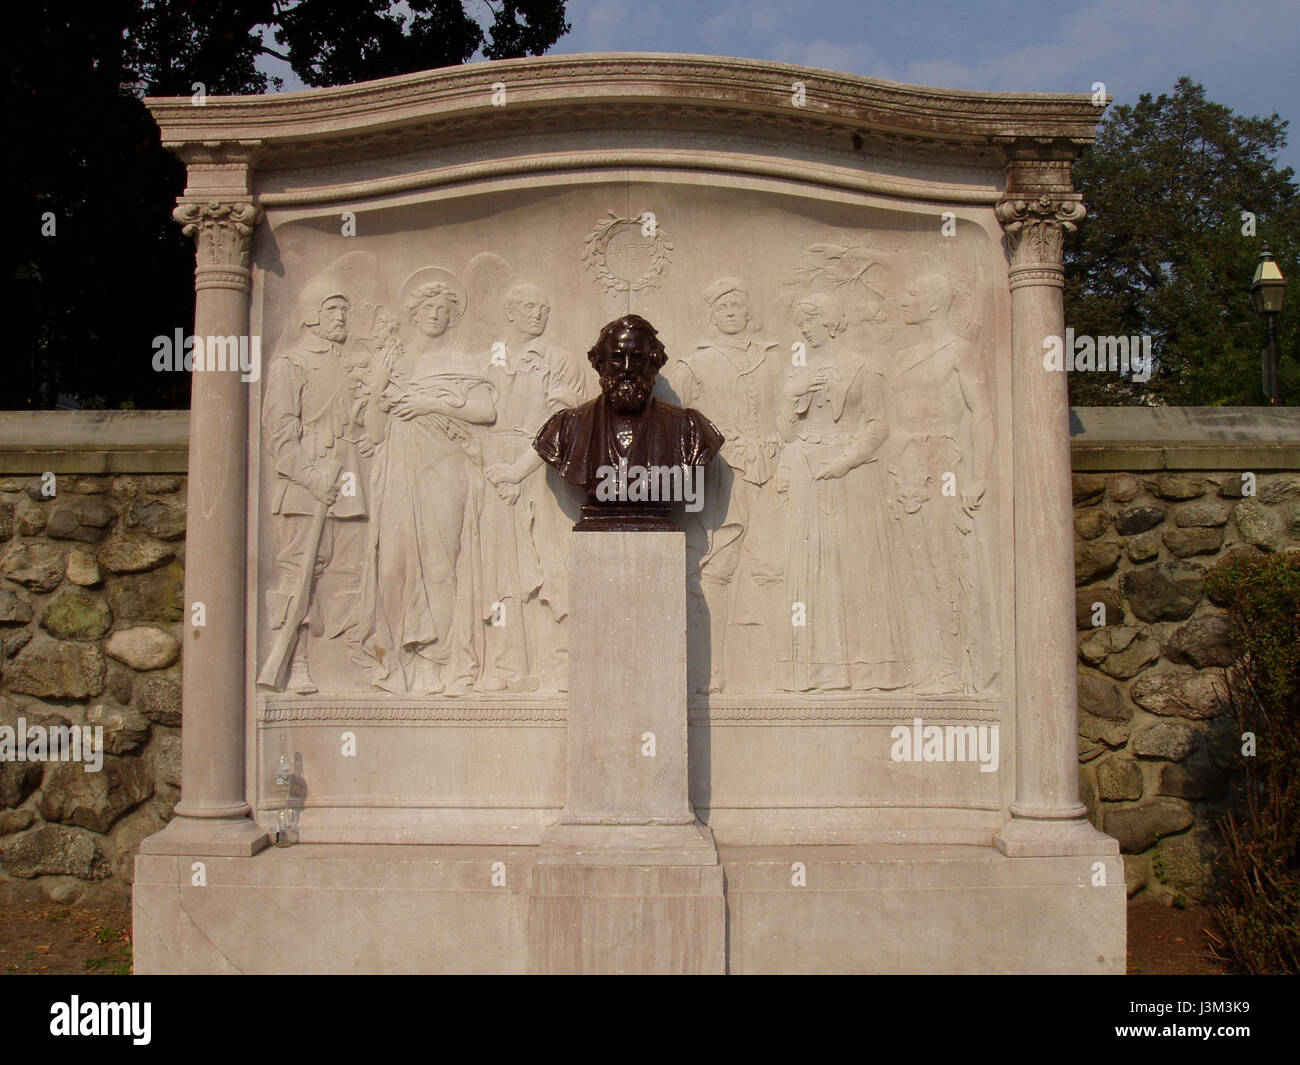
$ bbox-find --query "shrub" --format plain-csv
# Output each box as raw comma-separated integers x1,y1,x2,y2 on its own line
1205,550,1300,973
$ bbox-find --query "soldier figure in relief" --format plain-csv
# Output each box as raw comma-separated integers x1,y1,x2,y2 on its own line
666,279,784,693
261,277,371,694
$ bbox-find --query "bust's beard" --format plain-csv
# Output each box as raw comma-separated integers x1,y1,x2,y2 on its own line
602,373,652,414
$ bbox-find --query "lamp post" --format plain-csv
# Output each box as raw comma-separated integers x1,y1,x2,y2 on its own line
1251,244,1286,405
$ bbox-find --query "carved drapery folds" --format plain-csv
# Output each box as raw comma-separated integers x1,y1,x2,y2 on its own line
173,200,261,291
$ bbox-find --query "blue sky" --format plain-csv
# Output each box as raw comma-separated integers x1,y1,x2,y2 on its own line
263,0,1300,173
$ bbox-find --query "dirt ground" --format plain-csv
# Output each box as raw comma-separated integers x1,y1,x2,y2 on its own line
0,897,1230,975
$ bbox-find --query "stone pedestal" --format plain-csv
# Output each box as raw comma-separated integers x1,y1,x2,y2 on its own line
533,529,724,972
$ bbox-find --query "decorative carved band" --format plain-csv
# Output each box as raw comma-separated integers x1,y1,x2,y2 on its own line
261,703,567,723
173,200,261,279
193,265,253,292
1008,264,1066,290
259,702,1000,725
995,194,1086,270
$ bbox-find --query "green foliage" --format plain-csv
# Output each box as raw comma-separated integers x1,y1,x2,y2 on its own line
1205,550,1300,973
1065,78,1299,406
6,1,570,409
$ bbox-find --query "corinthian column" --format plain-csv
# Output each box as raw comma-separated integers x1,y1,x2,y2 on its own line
141,157,267,857
993,143,1117,858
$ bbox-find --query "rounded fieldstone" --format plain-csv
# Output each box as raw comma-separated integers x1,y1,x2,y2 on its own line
4,636,106,698
1133,722,1200,762
1175,501,1229,528
151,730,181,789
128,499,186,541
1129,670,1225,719
104,626,180,671
1233,499,1279,551
0,759,44,809
1078,671,1130,720
1152,474,1204,501
0,541,66,591
1258,477,1300,505
1076,588,1123,630
1075,541,1121,585
1078,625,1160,679
1121,562,1205,622
65,548,102,587
1163,613,1238,668
1075,509,1112,541
1115,505,1166,535
1073,474,1107,504
0,824,111,879
0,809,35,835
141,476,182,494
1097,756,1143,801
0,501,14,540
97,531,174,575
37,756,154,834
86,703,151,754
1161,527,1223,558
1108,473,1142,504
39,591,113,641
3,629,33,658
1153,827,1223,900
1126,531,1161,563
45,497,117,543
1103,798,1194,854
0,587,34,625
15,499,47,536
135,675,181,726
106,561,184,622
1218,474,1251,500
1079,712,1131,755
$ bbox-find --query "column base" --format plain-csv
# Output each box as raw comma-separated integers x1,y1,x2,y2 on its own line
994,815,1118,857
138,814,269,857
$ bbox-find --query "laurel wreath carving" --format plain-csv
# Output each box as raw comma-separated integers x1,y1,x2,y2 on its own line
582,210,673,294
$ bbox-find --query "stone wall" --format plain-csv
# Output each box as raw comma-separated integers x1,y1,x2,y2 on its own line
2,408,1298,903
0,412,187,904
1071,407,1300,903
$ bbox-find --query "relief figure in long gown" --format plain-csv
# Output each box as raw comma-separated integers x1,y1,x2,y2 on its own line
777,294,908,692
361,269,497,695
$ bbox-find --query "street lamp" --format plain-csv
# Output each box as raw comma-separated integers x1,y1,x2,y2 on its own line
1251,244,1286,404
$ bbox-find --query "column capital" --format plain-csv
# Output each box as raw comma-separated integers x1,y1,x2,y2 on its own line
995,194,1086,287
173,199,261,292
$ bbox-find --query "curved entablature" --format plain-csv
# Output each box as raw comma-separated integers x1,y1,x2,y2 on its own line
144,52,1103,174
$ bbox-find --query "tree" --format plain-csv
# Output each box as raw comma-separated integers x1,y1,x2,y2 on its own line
5,1,570,409
1065,77,1299,406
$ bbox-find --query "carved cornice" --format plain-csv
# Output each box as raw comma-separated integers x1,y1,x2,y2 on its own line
173,199,261,291
144,53,1103,173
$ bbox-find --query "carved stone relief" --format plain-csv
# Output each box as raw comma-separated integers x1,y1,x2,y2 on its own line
257,183,1003,700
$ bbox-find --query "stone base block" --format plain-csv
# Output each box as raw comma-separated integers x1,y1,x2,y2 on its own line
529,863,726,974
723,843,1126,974
133,841,1124,974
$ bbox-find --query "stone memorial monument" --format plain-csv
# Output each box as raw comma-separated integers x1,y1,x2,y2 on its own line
134,54,1124,973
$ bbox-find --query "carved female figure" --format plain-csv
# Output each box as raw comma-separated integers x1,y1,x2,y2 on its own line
361,268,496,694
777,294,907,692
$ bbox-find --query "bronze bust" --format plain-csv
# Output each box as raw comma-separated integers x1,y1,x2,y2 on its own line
534,314,723,530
